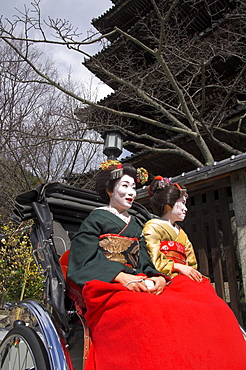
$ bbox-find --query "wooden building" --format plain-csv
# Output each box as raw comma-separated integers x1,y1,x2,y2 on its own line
80,0,246,177
76,0,246,323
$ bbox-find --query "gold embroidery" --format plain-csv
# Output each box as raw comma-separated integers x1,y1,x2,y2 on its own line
104,252,127,265
99,235,140,268
99,236,133,253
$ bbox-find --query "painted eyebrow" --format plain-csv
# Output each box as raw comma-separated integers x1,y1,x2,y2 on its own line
121,180,136,186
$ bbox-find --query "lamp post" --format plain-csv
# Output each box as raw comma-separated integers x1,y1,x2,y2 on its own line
102,126,126,160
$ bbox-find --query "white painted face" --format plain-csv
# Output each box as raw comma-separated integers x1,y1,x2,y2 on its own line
170,196,188,223
109,174,136,213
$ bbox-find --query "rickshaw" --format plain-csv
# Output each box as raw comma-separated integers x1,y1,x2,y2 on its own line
0,182,154,370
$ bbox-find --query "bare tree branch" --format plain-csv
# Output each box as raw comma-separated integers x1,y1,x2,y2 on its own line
0,0,245,178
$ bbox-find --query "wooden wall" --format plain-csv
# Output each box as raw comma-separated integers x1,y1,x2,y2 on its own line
182,177,243,324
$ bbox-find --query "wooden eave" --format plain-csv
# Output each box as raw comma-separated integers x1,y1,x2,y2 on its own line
115,102,246,178
92,0,237,41
92,0,153,41
170,152,246,190
136,152,246,202
77,86,246,154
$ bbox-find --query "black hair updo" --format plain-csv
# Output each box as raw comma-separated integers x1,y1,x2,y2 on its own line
95,163,137,202
148,178,187,217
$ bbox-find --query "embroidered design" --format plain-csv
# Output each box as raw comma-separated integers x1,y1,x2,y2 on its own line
160,240,187,265
160,240,186,255
99,234,140,268
99,236,134,253
104,252,127,265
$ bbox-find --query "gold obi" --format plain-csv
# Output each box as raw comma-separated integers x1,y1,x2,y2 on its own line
98,233,140,268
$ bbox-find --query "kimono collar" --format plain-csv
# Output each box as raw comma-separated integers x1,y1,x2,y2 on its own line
99,206,131,224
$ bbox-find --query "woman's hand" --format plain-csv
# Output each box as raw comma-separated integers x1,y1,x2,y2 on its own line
114,272,149,292
173,263,202,282
146,276,167,295
114,272,166,294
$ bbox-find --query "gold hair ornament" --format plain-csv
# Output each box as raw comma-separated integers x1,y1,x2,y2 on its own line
100,160,123,179
136,167,149,185
99,160,148,184
99,160,122,170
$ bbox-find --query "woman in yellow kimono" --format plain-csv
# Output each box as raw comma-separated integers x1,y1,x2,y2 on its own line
143,176,203,281
142,176,246,368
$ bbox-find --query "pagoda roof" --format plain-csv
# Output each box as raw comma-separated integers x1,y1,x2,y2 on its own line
92,0,237,42
80,0,245,178
92,0,152,41
85,1,240,88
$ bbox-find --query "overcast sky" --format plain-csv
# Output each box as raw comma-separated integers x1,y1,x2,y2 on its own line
1,0,114,99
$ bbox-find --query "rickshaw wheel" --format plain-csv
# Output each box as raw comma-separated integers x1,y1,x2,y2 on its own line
0,325,51,370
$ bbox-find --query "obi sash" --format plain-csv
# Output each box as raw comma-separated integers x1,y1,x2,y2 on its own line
98,233,140,269
160,240,187,265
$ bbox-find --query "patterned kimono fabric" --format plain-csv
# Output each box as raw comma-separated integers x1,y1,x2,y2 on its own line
68,210,246,370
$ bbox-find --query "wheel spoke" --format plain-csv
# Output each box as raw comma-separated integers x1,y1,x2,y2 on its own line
0,326,50,370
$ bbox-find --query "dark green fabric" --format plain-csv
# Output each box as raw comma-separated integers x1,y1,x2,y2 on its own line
67,209,161,286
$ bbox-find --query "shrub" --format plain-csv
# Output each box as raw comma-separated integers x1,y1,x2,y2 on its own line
0,221,44,304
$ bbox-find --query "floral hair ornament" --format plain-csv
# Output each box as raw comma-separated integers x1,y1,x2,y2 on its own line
99,160,123,180
148,175,169,196
99,159,121,170
136,167,149,185
148,175,187,197
148,176,173,196
156,176,172,190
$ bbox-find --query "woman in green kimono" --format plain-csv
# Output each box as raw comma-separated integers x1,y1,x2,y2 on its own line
68,161,167,292
68,167,246,370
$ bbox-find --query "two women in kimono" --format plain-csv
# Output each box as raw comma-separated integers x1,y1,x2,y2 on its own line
68,161,246,370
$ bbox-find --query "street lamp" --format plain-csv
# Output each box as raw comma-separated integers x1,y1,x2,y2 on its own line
102,126,126,160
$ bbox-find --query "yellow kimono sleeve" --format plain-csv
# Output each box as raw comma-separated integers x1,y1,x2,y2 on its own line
179,229,198,269
143,220,175,276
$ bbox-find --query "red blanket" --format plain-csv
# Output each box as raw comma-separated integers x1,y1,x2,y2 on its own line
82,275,246,370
